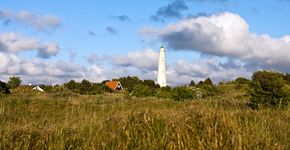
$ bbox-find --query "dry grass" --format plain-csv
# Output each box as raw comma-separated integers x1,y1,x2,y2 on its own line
0,88,289,149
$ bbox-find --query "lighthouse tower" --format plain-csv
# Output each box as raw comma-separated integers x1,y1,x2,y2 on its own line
157,46,167,87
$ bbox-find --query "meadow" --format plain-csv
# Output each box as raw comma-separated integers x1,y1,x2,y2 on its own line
0,84,289,149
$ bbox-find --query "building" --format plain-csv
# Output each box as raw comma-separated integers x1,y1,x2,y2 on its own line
32,85,45,92
105,81,123,91
157,46,167,87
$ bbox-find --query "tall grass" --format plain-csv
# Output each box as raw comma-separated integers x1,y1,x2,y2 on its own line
0,89,289,149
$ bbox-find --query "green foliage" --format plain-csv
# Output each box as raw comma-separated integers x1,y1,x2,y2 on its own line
115,76,159,92
189,80,196,86
203,78,213,86
143,80,159,89
235,77,250,85
0,81,290,149
171,86,195,101
64,79,103,95
0,80,10,94
39,84,53,92
248,71,290,109
196,78,218,97
102,85,114,93
283,73,290,85
234,77,250,89
7,76,22,89
118,76,142,92
131,84,155,97
155,86,172,99
64,80,78,92
79,79,93,94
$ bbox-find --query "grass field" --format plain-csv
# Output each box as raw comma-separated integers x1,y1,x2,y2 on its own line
0,86,290,149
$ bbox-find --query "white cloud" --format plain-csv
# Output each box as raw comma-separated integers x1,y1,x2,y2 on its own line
141,12,290,71
0,9,61,31
0,49,251,86
0,32,59,58
111,49,159,70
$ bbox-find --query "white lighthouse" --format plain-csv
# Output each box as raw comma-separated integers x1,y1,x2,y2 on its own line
157,45,167,87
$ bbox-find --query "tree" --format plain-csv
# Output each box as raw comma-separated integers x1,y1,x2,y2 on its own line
0,80,10,94
189,80,196,86
196,78,217,97
117,76,142,92
79,79,92,94
143,80,159,89
131,84,155,97
171,86,195,101
248,71,290,109
203,78,213,86
64,80,78,91
7,76,22,89
235,77,250,85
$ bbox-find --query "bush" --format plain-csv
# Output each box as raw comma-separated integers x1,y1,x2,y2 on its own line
7,76,22,89
131,84,155,97
235,77,250,85
0,80,10,94
155,86,172,99
248,71,290,109
171,86,195,101
39,84,53,92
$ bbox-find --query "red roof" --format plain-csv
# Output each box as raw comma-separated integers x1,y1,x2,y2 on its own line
105,81,123,91
105,81,118,90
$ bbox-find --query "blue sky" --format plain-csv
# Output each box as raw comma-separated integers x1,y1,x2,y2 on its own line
1,0,290,85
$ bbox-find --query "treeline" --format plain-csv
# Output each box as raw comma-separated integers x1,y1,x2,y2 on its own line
1,70,290,109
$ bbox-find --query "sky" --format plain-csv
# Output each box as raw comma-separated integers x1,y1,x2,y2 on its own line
1,0,290,86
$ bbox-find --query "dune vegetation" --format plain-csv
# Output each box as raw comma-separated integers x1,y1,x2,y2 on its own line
0,71,290,149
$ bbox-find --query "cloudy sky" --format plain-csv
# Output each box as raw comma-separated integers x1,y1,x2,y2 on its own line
1,0,290,85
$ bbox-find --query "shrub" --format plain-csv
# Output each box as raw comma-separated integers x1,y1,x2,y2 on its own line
235,77,250,85
155,86,172,99
189,80,196,86
196,78,218,97
39,84,53,92
102,85,114,93
0,80,10,94
7,76,22,89
248,71,290,109
131,84,155,97
171,86,195,101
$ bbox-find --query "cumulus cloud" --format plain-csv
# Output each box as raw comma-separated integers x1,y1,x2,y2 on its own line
151,0,188,22
168,58,251,85
0,52,86,84
0,32,59,58
110,49,159,70
87,49,159,70
142,12,290,72
0,47,253,86
0,9,61,31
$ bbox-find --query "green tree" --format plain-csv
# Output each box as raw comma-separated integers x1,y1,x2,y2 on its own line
156,86,172,99
248,71,290,109
118,76,142,92
235,77,250,85
171,86,195,101
79,79,92,94
196,78,217,97
7,76,22,89
203,78,213,86
64,80,78,91
143,80,159,89
189,80,196,86
0,80,10,94
131,84,155,97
